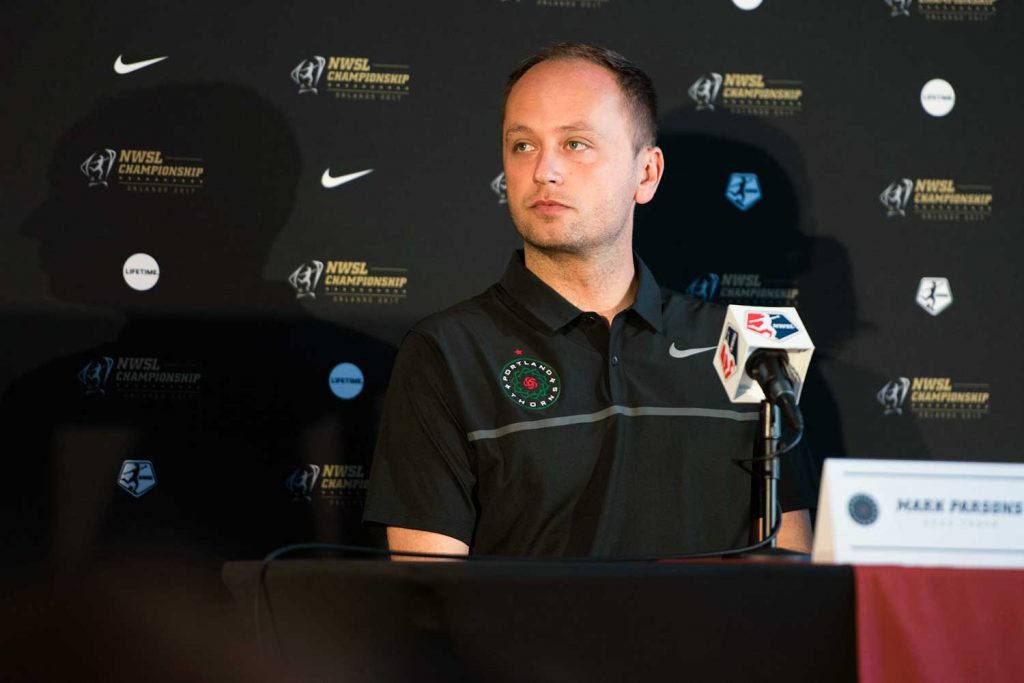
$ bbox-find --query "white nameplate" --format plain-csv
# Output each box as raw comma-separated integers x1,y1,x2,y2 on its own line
812,458,1024,568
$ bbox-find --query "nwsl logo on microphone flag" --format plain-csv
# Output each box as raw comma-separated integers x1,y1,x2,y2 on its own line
746,312,799,340
719,327,739,379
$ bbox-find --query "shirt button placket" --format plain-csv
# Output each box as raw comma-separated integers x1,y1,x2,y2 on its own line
608,320,623,401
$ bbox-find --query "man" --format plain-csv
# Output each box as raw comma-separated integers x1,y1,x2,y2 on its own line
364,44,816,557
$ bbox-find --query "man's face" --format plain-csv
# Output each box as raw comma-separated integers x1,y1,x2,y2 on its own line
502,59,650,255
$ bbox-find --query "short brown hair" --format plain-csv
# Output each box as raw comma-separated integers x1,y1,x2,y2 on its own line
503,43,658,153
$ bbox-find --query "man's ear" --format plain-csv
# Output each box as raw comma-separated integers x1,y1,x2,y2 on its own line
635,146,664,205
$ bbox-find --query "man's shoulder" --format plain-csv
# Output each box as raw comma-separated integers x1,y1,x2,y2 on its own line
407,285,504,343
659,286,728,340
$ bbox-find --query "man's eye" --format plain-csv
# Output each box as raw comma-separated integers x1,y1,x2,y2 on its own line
513,142,534,153
567,140,589,151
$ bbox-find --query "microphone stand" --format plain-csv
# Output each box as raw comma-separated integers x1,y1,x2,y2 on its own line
752,400,781,547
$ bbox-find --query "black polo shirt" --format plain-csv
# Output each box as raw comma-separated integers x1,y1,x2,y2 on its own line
364,252,817,556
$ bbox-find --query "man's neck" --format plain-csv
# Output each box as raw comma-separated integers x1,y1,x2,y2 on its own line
523,242,637,325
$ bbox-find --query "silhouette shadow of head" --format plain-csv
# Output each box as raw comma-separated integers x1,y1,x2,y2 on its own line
5,84,394,568
25,83,298,313
636,107,868,354
636,107,879,477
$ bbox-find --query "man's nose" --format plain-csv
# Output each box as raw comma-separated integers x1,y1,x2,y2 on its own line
532,147,563,185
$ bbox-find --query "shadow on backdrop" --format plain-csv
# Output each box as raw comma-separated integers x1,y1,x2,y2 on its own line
0,83,395,586
635,107,929,488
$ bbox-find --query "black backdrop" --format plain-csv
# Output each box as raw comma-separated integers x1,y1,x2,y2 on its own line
1,0,1019,570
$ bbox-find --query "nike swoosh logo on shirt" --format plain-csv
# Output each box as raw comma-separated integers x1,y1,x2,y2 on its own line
668,343,716,359
321,168,373,188
114,55,168,75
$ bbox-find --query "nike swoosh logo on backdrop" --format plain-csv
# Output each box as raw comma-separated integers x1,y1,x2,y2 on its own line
321,168,373,188
114,55,169,75
668,344,716,359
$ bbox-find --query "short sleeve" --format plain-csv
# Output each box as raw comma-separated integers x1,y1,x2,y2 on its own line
362,330,477,544
778,437,819,512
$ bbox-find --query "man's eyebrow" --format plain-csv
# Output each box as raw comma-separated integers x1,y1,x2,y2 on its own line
504,122,602,138
504,124,532,138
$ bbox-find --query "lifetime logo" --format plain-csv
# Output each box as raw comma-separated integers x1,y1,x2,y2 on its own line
123,254,160,291
329,363,365,399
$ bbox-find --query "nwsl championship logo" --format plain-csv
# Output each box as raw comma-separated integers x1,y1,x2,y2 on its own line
688,73,723,111
880,179,913,216
292,56,326,94
289,260,325,298
81,149,117,187
877,377,911,415
886,0,912,17
286,464,321,502
79,357,114,395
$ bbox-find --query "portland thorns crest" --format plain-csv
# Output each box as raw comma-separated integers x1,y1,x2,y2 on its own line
500,353,561,410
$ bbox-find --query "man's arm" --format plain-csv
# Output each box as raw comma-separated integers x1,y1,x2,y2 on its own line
386,526,469,561
363,331,479,554
777,509,813,553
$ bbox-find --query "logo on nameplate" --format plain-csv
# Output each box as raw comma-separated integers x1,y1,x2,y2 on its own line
499,352,561,410
848,494,879,525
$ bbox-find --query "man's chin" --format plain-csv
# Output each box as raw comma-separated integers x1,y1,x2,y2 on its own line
516,230,584,256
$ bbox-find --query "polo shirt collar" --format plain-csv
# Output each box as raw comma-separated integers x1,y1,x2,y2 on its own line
498,250,664,334
631,257,664,333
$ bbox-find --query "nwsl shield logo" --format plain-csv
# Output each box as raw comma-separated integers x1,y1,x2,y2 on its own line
118,460,157,497
746,312,799,340
725,173,762,211
719,327,739,379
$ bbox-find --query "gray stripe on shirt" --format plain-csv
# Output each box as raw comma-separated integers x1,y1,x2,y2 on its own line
466,405,759,442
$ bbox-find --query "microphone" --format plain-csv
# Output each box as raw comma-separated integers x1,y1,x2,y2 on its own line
712,305,814,431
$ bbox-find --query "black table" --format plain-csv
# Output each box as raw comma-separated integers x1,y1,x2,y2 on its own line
223,558,856,682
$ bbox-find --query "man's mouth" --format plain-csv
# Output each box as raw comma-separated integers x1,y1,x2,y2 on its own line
530,199,571,214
